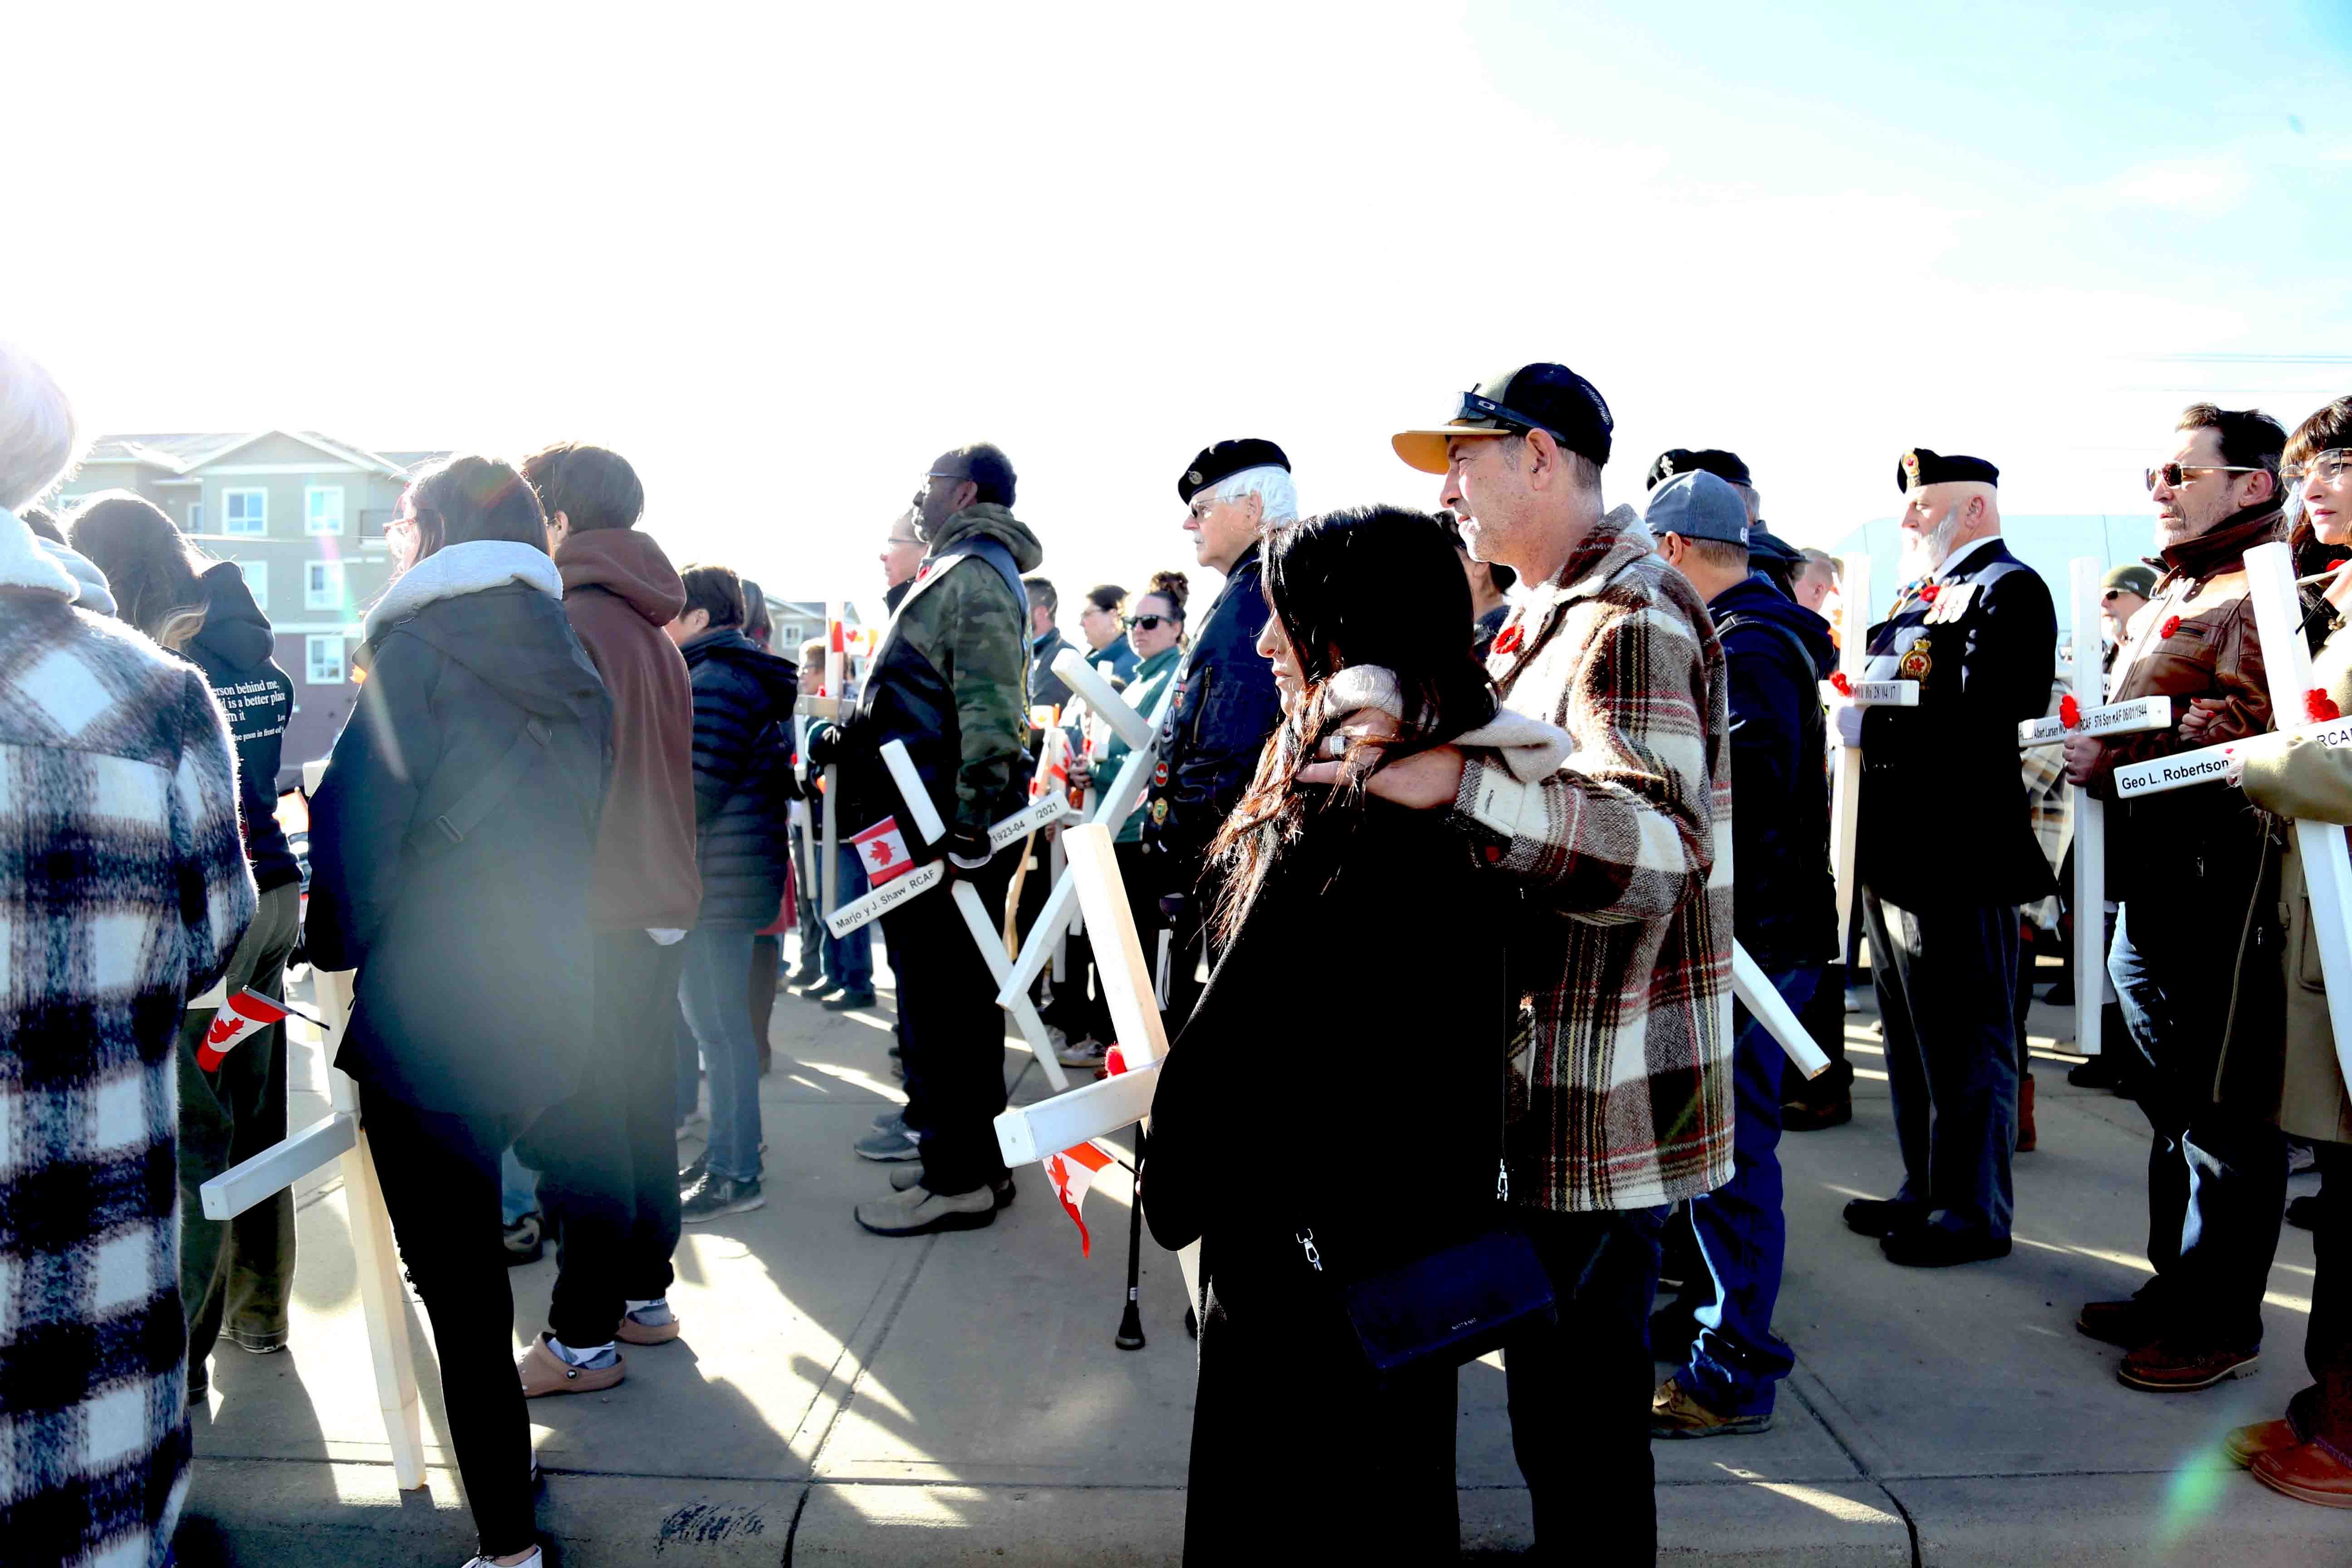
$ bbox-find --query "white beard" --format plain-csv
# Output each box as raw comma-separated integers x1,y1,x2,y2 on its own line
1901,509,1966,579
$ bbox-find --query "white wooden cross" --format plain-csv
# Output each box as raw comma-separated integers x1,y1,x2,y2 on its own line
1826,551,1871,956
2107,538,2352,1088
790,600,849,921
194,757,426,1490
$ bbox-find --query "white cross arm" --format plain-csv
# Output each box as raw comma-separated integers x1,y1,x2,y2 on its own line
1051,647,1156,750
995,1058,1162,1166
823,749,1072,937
2019,695,2169,748
1732,944,1830,1078
1828,553,1871,959
200,1112,358,1220
794,694,844,722
1821,678,1919,708
2109,715,2352,799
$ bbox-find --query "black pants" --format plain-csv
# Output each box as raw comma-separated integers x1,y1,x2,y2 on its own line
2293,1147,2352,1448
883,851,1018,1195
362,1087,534,1558
520,931,689,1347
1505,1206,1663,1564
1184,1230,1460,1563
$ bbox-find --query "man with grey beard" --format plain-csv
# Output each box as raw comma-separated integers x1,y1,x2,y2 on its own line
1831,449,2055,1269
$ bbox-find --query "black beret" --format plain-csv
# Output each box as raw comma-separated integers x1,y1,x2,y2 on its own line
1179,438,1291,503
1897,447,1999,493
1647,448,1753,492
1746,524,1802,565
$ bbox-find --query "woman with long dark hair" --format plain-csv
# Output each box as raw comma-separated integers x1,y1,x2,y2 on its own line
1144,506,1568,1561
69,491,305,1396
305,456,611,1568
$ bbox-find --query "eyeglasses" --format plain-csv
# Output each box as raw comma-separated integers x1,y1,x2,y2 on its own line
2283,450,2351,485
1455,389,1563,443
1130,614,1176,631
2144,461,2265,491
884,535,923,548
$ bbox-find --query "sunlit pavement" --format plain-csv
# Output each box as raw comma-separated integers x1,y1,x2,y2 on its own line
171,949,2339,1566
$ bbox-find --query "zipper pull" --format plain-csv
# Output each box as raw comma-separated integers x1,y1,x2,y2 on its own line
1497,1157,1510,1203
1295,1228,1323,1273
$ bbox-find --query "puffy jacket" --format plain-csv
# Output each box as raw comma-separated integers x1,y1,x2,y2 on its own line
681,626,799,926
182,561,301,893
1708,574,1837,967
1141,544,1282,883
2085,502,2286,901
306,543,612,1122
847,503,1041,837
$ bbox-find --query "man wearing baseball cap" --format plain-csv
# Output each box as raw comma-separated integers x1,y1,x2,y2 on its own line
1373,364,1735,1554
1642,471,1837,1442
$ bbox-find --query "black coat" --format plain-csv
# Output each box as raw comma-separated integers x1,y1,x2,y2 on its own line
1146,799,1510,1272
307,581,612,1122
182,561,300,893
680,627,798,926
1140,544,1283,885
1709,574,1837,967
1858,539,2058,910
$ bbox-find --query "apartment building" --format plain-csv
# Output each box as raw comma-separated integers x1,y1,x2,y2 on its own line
50,430,446,778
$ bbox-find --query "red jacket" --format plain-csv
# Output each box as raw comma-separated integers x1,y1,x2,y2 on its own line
557,529,702,930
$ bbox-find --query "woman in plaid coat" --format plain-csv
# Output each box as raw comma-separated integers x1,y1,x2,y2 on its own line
0,344,256,1568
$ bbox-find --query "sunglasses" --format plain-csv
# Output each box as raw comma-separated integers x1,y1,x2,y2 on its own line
1455,389,1565,442
2283,450,2351,485
2144,461,2264,491
1130,614,1176,631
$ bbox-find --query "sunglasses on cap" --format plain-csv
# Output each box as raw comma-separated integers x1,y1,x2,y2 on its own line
1130,613,1178,631
2283,449,2351,485
2144,461,2265,491
1455,388,1568,441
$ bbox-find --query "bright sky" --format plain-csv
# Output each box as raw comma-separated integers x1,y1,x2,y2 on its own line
9,2,2349,614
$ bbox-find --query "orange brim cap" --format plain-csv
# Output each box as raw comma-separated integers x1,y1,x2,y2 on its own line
1391,425,1513,475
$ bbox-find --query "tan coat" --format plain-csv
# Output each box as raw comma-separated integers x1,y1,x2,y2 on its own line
2220,593,2352,1146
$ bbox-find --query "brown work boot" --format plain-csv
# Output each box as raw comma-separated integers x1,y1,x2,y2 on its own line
2252,1440,2352,1508
2016,1073,2037,1153
517,1333,626,1398
1650,1377,1772,1439
2117,1339,2259,1392
2222,1418,2302,1468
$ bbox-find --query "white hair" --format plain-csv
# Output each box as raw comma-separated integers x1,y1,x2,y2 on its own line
0,340,80,510
1210,464,1298,525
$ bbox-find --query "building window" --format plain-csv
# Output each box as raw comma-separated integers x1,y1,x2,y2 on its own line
305,486,345,535
238,560,268,611
306,636,345,684
306,560,345,610
187,501,205,531
223,489,267,536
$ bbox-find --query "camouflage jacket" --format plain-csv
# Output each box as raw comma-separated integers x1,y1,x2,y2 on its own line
850,503,1043,836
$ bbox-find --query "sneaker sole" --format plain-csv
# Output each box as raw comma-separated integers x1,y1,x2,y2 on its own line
2117,1354,2259,1392
855,1204,998,1238
1652,1415,1774,1440
682,1194,768,1224
855,1142,923,1163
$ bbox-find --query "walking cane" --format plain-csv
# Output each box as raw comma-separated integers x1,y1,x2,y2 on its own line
1112,888,1182,1351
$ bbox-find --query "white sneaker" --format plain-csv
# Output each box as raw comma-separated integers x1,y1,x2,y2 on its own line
1057,1036,1109,1069
460,1550,541,1568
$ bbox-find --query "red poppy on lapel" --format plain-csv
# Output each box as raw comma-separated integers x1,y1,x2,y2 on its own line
1493,622,1524,656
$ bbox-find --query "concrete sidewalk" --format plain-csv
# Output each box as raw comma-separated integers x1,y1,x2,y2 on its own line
175,946,2339,1566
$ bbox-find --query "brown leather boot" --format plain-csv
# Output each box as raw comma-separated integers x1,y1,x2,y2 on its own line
2017,1073,2037,1153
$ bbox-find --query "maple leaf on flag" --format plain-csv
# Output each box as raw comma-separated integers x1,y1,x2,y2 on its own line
197,988,291,1072
850,817,915,885
1044,1141,1118,1256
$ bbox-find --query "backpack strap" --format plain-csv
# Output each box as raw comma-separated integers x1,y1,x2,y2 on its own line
406,715,555,857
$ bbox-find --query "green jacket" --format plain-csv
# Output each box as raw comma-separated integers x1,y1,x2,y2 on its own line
858,503,1044,835
1102,645,1181,843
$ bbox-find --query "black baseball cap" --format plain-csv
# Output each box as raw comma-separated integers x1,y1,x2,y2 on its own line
1647,448,1753,491
1393,363,1614,474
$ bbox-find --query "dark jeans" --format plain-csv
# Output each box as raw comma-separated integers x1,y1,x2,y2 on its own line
520,930,689,1346
2291,1147,2351,1449
1505,1206,1664,1563
179,882,302,1367
362,1087,534,1558
2109,901,2287,1351
1864,891,2019,1239
1673,966,1818,1416
882,851,1018,1195
681,926,763,1182
823,843,874,990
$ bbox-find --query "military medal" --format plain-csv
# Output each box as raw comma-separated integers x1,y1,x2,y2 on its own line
1151,799,1169,825
1152,761,1168,786
1898,637,1932,680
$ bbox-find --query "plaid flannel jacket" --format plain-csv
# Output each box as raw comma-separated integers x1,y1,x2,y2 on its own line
0,565,255,1568
1451,505,1734,1212
2022,677,2074,931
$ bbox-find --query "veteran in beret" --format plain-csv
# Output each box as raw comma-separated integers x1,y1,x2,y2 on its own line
1138,438,1293,1027
1835,448,2057,1269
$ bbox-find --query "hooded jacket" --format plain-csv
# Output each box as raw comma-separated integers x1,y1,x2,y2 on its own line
680,625,799,926
556,528,701,930
849,503,1042,836
306,542,613,1121
181,561,301,892
1709,573,1838,967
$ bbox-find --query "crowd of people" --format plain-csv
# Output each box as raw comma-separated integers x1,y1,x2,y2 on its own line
3,329,2350,1567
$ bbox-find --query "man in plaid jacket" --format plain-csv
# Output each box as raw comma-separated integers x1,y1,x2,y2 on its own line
1334,363,1732,1561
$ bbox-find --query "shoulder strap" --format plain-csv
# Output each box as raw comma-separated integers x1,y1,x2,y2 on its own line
406,715,554,856
957,535,1029,612
1714,611,1817,682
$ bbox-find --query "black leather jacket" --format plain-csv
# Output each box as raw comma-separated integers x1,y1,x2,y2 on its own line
1140,543,1283,888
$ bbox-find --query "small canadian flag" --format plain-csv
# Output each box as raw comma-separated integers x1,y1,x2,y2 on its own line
851,816,915,885
1045,1140,1119,1256
198,988,291,1072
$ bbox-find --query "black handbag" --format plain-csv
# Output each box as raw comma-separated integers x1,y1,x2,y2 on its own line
1295,1160,1557,1386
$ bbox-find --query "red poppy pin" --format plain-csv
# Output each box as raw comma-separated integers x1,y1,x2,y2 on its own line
2307,690,2342,724
2159,615,2181,638
1920,583,1940,603
1830,671,1852,696
2059,694,2081,729
1493,622,1524,656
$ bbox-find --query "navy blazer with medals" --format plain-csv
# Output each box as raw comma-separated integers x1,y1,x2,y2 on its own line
1856,539,2058,910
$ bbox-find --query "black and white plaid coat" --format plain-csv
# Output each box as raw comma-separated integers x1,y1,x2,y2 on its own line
0,509,255,1568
